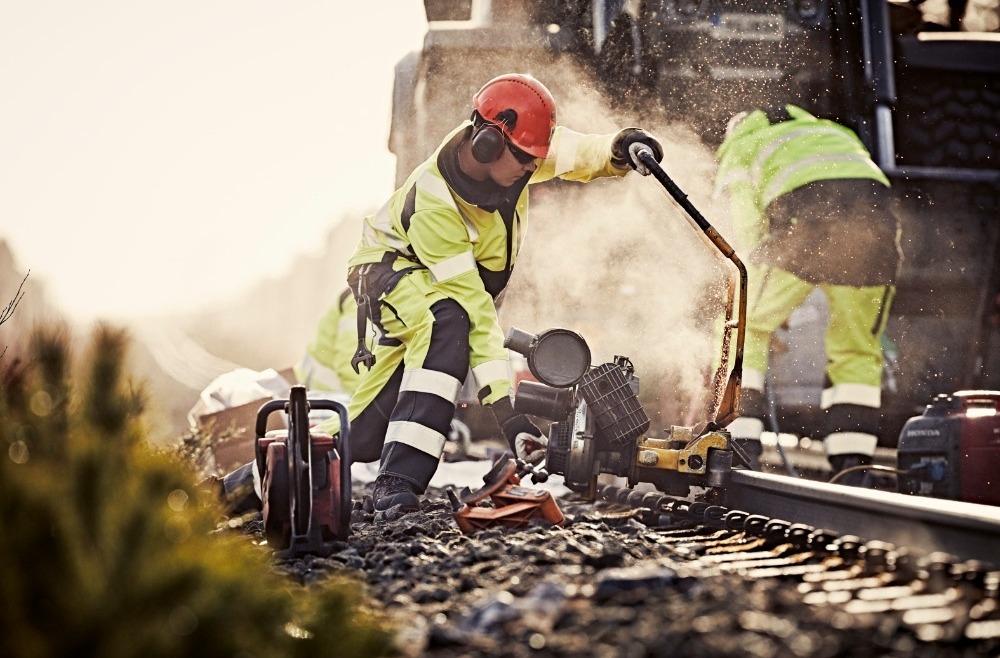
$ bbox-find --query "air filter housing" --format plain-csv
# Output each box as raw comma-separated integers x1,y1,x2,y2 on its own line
578,359,650,446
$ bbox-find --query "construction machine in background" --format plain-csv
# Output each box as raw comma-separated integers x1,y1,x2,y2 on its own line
389,0,1000,448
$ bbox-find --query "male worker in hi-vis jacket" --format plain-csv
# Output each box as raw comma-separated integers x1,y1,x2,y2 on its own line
331,72,664,513
222,73,663,515
716,105,902,486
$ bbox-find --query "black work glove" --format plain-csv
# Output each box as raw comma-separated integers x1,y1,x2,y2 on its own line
611,127,664,171
489,396,546,463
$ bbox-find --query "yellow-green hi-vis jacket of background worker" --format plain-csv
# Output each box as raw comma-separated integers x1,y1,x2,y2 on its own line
294,288,362,395
318,120,629,490
718,104,902,465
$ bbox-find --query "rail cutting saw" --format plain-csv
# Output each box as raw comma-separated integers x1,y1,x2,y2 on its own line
509,144,751,502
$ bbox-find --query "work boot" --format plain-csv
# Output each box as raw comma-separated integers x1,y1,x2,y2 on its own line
203,462,263,516
828,454,874,487
372,474,422,513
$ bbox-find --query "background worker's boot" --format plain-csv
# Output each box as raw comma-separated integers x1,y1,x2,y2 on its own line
372,474,421,513
828,454,874,487
219,462,263,515
200,463,263,516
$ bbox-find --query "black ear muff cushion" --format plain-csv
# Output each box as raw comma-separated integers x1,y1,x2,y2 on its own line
471,123,505,163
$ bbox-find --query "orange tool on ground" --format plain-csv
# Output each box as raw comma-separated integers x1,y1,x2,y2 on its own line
449,455,564,533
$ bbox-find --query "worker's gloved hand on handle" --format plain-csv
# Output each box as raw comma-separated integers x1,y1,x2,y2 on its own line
514,431,548,465
611,128,664,172
489,396,547,464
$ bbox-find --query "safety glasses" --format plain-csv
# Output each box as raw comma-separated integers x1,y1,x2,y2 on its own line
507,141,537,165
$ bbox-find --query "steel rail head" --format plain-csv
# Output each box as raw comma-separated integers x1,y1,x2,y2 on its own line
728,469,1000,565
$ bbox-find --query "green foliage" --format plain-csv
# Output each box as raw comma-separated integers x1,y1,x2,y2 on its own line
0,323,396,658
171,424,218,478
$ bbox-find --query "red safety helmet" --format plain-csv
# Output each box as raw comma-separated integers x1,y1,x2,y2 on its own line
472,73,557,159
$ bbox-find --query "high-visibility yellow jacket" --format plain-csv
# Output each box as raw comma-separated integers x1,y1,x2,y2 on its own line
717,105,898,286
294,288,361,394
349,120,629,405
753,105,889,208
713,109,772,252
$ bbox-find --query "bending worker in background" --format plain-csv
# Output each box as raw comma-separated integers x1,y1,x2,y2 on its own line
294,287,361,396
716,105,902,486
319,73,663,513
217,288,362,516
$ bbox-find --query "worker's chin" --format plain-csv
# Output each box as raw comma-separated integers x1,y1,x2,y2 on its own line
490,173,518,188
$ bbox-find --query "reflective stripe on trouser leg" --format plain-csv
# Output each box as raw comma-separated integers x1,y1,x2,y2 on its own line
824,429,878,457
734,265,811,441
822,399,880,457
378,282,471,491
743,265,814,375
819,283,893,458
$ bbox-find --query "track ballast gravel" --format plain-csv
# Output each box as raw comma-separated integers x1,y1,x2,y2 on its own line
230,477,999,658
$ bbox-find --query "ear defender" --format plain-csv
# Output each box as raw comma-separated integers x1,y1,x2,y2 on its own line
471,122,506,163
470,109,519,164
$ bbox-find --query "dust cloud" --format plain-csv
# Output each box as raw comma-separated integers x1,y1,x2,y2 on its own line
495,58,738,430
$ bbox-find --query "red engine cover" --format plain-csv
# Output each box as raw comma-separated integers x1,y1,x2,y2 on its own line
260,434,346,549
310,435,343,540
957,391,1000,506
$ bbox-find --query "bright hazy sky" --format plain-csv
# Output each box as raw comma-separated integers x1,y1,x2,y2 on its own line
0,2,426,322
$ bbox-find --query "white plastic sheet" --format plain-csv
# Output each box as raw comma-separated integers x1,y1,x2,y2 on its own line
187,367,292,427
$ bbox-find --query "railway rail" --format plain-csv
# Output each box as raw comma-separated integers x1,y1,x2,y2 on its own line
726,470,1000,565
594,474,1000,645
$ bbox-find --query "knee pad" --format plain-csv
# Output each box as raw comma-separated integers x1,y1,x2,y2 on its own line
430,299,470,334
428,300,471,373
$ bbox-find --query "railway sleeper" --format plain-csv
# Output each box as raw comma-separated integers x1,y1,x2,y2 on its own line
596,483,1000,643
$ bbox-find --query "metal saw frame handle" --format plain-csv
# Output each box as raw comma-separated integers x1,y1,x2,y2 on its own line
629,142,747,427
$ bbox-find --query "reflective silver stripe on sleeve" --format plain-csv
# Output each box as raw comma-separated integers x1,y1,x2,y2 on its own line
428,250,476,283
472,359,511,390
718,168,752,189
751,125,848,179
820,383,881,409
553,129,581,177
295,353,317,388
385,420,447,457
362,199,410,253
763,152,879,205
713,167,752,199
401,368,463,403
299,354,343,392
418,171,458,212
460,212,479,242
419,171,479,241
